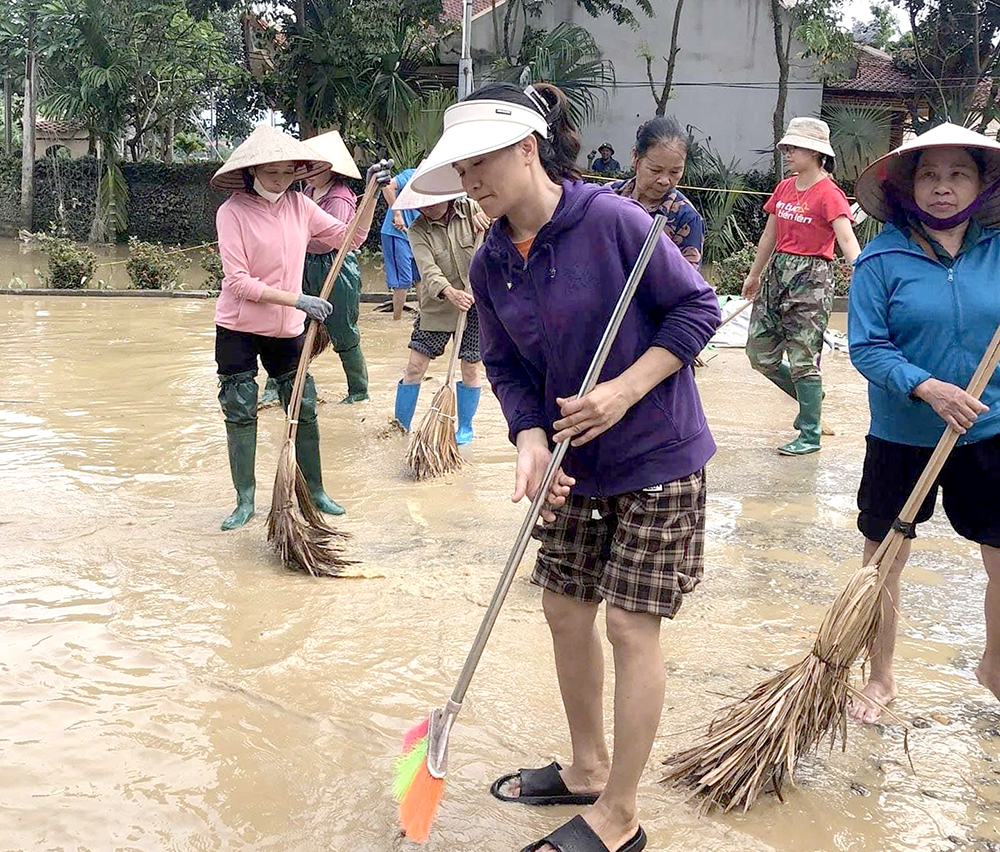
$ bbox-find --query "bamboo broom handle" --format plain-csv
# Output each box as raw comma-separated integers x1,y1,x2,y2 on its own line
869,316,1000,572
444,309,468,389
283,177,382,442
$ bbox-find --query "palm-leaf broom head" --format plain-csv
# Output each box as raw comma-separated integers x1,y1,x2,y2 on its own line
406,385,462,480
662,564,883,813
266,438,352,577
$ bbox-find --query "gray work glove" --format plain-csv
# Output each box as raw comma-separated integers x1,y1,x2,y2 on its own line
295,294,333,321
367,159,394,186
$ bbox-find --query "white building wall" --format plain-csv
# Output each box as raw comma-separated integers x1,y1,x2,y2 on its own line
467,0,823,172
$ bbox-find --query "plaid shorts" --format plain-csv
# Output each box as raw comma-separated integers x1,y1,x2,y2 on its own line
409,305,481,362
531,470,707,618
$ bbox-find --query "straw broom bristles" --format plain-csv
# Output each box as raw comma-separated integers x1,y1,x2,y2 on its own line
267,438,353,577
405,310,467,480
662,563,884,813
406,386,462,480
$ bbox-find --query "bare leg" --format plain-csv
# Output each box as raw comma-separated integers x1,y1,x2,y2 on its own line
534,605,664,852
459,359,481,388
401,349,431,384
391,288,408,321
848,536,911,723
975,544,1000,702
502,590,608,805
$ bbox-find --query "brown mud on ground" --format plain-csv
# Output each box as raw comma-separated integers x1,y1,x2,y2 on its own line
1,297,998,851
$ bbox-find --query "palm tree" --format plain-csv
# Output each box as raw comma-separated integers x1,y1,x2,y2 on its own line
822,103,895,181
491,23,615,127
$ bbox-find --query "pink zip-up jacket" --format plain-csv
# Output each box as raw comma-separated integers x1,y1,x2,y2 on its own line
214,189,368,338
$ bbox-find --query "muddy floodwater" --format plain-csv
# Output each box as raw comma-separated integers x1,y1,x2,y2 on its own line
2,294,999,852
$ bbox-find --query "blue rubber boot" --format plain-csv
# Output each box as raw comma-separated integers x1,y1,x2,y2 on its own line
455,382,481,446
394,381,421,432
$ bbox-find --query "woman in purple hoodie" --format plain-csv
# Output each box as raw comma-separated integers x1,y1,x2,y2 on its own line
411,83,720,852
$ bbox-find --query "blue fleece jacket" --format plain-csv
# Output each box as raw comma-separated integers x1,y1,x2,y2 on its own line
849,221,1000,447
470,180,720,497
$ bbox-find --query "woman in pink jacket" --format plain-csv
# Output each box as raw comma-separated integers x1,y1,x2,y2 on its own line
210,125,390,531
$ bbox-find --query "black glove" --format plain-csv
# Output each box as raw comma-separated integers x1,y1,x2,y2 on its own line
295,294,333,321
367,159,394,186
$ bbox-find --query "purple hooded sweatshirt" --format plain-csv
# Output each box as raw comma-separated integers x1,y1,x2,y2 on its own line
471,180,720,497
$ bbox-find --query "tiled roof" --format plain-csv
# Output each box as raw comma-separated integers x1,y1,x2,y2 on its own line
441,0,497,22
827,45,922,94
36,119,87,136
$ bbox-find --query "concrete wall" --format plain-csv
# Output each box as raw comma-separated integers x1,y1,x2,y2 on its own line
465,0,823,172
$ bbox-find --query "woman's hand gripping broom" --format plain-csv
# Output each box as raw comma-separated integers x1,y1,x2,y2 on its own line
406,310,468,480
393,212,671,842
266,170,386,577
662,315,1000,813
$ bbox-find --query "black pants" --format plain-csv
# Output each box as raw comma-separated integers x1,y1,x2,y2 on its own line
215,326,305,378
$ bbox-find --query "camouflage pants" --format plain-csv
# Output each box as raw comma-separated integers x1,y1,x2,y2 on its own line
746,252,832,383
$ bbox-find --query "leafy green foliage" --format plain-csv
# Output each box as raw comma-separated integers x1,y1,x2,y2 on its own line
711,245,854,297
491,23,616,126
711,244,757,296
199,245,224,291
94,162,128,239
822,103,895,180
889,0,1000,129
36,232,98,289
125,237,179,289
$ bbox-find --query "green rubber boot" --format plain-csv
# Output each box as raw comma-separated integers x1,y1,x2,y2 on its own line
218,370,258,530
338,345,370,404
764,361,797,399
275,371,346,516
258,377,280,409
779,378,823,456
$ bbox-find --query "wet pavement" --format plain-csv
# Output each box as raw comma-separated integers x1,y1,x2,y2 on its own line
1,295,999,852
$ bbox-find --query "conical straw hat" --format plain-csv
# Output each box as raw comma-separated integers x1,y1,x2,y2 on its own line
393,158,466,210
855,122,1000,225
303,129,362,180
211,125,334,191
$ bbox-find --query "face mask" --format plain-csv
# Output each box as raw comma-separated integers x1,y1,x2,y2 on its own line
253,176,286,203
888,177,1000,230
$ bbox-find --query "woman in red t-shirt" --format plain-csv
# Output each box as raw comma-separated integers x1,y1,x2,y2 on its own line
742,117,860,455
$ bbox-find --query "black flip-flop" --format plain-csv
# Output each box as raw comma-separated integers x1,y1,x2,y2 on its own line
519,815,647,852
490,761,601,806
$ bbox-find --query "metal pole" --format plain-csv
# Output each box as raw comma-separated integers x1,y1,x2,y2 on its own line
458,0,473,100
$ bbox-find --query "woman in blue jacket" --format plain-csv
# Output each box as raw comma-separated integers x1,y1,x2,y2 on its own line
412,83,719,852
848,123,1000,723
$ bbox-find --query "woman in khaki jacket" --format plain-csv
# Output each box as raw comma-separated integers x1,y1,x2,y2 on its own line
391,179,489,444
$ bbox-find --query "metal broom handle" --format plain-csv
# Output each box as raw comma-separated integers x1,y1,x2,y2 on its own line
449,211,669,705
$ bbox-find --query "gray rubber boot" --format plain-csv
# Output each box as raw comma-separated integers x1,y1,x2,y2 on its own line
218,370,257,530
274,371,346,516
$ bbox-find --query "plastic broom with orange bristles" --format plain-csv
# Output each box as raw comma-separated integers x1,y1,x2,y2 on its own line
392,212,670,842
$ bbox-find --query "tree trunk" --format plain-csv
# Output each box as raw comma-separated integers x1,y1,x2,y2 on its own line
770,0,789,183
293,0,315,137
656,0,685,116
20,23,36,231
161,115,174,164
3,74,12,157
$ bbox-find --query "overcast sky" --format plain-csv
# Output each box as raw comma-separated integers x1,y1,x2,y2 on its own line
839,0,910,31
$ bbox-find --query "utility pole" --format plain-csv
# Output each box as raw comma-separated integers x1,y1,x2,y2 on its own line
20,9,36,230
458,0,474,100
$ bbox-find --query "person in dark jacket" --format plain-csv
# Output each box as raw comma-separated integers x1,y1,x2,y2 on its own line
411,82,720,852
